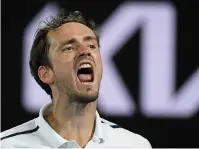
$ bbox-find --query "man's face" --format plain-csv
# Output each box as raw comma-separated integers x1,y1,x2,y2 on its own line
47,22,103,103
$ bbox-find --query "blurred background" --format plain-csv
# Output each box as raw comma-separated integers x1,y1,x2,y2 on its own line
2,0,199,147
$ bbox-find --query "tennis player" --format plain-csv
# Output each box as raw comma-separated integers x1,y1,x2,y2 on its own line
1,10,151,148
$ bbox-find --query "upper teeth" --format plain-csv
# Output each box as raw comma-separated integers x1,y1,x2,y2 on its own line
78,63,91,70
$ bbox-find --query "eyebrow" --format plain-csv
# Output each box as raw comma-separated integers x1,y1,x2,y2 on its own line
60,36,98,46
83,36,97,42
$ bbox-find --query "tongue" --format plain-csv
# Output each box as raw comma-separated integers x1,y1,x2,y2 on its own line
78,74,92,82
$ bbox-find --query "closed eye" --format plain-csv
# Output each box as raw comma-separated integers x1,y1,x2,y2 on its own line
89,45,96,49
63,47,74,51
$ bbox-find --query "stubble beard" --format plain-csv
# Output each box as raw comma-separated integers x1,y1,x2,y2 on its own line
56,78,99,104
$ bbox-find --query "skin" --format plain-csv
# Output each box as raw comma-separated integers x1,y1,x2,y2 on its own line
38,22,103,148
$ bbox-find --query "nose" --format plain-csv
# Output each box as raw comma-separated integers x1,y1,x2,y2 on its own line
78,44,91,57
78,50,91,57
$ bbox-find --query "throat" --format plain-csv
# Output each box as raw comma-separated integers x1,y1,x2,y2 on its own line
45,97,97,147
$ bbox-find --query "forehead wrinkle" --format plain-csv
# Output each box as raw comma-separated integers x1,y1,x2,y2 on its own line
58,22,96,38
47,22,97,50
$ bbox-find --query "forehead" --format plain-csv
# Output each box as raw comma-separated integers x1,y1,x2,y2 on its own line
48,22,96,41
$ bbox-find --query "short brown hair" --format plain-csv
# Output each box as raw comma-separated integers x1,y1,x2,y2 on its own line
29,9,100,98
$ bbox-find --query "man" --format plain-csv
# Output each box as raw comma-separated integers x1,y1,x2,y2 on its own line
1,10,151,148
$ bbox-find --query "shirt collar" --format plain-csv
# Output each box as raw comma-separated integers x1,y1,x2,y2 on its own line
36,102,104,148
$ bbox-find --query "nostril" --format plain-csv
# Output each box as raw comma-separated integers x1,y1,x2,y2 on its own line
79,51,91,57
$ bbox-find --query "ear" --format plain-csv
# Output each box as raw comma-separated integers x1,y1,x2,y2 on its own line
38,66,54,84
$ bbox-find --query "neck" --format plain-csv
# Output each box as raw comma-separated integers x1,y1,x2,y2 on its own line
46,94,97,148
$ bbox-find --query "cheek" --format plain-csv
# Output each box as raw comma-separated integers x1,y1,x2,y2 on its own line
53,55,74,76
95,53,103,72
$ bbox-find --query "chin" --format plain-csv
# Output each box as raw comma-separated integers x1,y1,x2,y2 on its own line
73,89,99,103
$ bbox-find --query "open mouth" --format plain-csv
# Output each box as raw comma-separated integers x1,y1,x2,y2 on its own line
77,63,94,83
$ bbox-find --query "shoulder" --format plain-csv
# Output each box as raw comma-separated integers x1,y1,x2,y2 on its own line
101,118,152,148
0,119,39,148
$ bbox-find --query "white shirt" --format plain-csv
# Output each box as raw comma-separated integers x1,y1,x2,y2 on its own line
0,102,152,148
